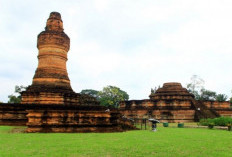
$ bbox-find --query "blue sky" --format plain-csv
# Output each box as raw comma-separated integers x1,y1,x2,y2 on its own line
0,0,232,102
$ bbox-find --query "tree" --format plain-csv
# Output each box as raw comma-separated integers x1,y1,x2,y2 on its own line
98,86,129,108
8,85,27,103
187,75,205,99
230,90,232,104
186,75,228,101
216,94,228,102
198,89,216,101
80,89,100,100
150,86,160,95
150,88,155,95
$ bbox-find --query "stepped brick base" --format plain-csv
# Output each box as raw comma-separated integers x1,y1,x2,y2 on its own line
0,104,28,126
26,105,124,133
0,103,135,133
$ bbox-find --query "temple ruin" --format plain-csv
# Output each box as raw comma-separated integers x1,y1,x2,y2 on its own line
0,12,134,133
119,82,232,122
0,12,231,130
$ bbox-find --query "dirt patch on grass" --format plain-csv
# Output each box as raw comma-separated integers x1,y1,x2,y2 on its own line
9,127,26,133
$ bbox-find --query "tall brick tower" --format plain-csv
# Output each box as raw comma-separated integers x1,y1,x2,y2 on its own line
21,12,96,105
33,12,72,92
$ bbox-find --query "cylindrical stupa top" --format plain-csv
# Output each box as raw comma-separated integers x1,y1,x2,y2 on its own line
45,12,63,32
31,12,72,92
37,12,70,51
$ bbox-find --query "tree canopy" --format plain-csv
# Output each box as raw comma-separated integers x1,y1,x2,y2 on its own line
198,89,216,101
230,90,232,104
80,89,100,100
8,85,27,103
216,94,228,102
187,75,205,99
81,86,129,108
98,86,129,108
187,75,228,101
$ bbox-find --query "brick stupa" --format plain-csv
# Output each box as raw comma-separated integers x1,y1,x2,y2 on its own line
149,82,194,100
21,12,96,105
16,12,135,133
119,82,197,122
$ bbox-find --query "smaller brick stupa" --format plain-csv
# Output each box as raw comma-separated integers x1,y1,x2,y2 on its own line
119,82,229,122
119,82,196,122
149,82,194,101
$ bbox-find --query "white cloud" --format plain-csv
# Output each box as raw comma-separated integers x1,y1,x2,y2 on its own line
0,0,232,102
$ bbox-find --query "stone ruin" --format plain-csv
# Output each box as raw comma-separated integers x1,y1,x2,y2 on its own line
0,12,135,133
119,82,232,123
0,12,231,129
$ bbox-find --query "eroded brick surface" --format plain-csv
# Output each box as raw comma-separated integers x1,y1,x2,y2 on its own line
120,82,232,122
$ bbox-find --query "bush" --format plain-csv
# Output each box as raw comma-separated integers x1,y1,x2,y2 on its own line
214,117,232,126
199,118,214,126
208,122,214,129
199,117,232,126
199,119,210,126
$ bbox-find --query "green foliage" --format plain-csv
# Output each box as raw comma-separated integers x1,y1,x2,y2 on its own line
15,85,27,93
199,118,214,126
150,86,159,95
187,75,228,101
150,88,155,94
230,97,232,104
191,88,218,101
80,89,100,100
216,94,228,102
8,95,21,103
81,86,129,108
98,85,129,108
214,117,232,126
1,126,232,156
8,85,27,103
198,89,216,101
208,123,214,129
199,117,232,126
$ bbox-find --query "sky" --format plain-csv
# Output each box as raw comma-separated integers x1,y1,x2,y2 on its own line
0,0,232,102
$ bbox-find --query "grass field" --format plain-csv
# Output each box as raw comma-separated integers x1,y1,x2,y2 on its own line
0,125,231,157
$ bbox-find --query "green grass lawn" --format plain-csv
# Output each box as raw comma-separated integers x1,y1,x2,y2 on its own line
0,125,231,157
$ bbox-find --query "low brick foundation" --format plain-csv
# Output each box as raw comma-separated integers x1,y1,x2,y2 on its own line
0,103,135,133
